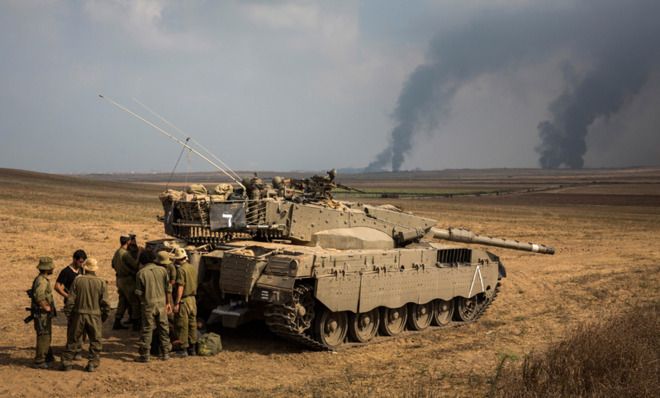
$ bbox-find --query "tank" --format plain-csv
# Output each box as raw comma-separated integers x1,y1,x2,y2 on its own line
147,170,554,350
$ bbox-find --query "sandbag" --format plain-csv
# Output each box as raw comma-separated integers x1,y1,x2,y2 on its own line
214,183,233,195
197,332,222,356
186,184,208,195
158,189,184,203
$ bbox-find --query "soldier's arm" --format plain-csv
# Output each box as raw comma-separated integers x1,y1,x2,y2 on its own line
134,272,144,297
173,285,184,313
54,269,69,299
33,279,52,312
164,270,172,313
163,269,172,303
100,281,110,321
174,268,185,303
54,281,68,299
64,280,77,316
121,251,139,273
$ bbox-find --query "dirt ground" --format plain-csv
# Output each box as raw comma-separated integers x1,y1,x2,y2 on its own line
0,167,658,397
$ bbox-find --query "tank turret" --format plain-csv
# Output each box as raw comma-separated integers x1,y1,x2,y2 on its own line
159,174,554,255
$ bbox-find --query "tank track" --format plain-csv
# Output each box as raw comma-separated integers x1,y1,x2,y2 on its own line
459,280,501,325
263,281,501,351
264,315,330,351
263,285,330,351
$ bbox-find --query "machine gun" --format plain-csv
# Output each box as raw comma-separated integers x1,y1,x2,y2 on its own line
290,170,364,200
24,288,56,324
335,183,365,194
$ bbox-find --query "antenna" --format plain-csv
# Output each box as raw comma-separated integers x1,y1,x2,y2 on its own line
131,98,243,182
99,94,246,190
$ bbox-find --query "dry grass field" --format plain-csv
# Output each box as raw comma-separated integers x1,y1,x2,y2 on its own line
0,167,658,397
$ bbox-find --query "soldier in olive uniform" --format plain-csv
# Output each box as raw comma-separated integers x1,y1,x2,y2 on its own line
111,235,141,331
172,248,198,357
30,257,56,369
135,251,172,362
153,249,177,355
61,258,110,372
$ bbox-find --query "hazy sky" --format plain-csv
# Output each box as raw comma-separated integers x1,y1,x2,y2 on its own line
1,0,658,174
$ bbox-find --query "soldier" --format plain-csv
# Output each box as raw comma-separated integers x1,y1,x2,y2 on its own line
30,257,56,369
61,258,110,372
54,249,86,360
111,235,140,331
153,249,177,356
134,251,172,362
172,248,198,357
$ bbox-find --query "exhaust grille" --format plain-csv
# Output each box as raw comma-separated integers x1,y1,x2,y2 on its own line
437,248,471,264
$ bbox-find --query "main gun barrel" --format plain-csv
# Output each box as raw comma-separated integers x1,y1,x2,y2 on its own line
431,227,555,255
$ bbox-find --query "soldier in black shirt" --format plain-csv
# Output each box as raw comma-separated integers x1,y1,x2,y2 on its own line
54,249,86,359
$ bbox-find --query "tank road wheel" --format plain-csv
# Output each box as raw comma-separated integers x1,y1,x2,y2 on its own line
379,306,408,336
432,299,454,326
454,295,484,322
348,309,380,343
291,285,316,333
314,308,348,349
407,302,433,331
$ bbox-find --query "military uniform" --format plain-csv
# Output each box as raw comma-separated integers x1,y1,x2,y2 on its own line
135,262,172,360
111,247,140,327
174,260,198,353
31,257,56,367
61,258,110,371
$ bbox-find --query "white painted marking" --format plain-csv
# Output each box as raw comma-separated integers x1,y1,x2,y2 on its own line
222,213,233,227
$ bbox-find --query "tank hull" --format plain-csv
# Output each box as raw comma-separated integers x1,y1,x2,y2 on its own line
150,239,504,350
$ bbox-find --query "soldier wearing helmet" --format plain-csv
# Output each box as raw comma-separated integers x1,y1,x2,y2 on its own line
30,257,56,368
171,247,198,357
111,234,141,331
134,251,173,362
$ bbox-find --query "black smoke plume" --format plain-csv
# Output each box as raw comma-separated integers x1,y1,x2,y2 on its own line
368,0,660,171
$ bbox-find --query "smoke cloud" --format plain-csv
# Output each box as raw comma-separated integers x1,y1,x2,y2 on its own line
368,0,660,171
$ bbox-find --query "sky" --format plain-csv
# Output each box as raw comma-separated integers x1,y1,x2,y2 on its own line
1,0,659,174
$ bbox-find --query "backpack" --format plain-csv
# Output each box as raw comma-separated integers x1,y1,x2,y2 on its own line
197,332,222,356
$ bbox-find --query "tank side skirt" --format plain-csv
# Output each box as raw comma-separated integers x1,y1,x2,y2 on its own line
314,262,499,314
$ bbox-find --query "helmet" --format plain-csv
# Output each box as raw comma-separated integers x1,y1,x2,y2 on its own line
155,251,172,265
171,247,187,260
272,176,283,188
36,257,54,271
83,258,99,272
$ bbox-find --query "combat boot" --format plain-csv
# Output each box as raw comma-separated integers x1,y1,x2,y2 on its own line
33,362,49,370
173,350,188,358
85,363,96,372
134,355,149,363
187,344,197,356
112,318,128,330
60,364,72,371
